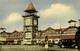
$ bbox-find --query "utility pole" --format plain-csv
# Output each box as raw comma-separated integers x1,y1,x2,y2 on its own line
79,19,80,26
59,16,62,35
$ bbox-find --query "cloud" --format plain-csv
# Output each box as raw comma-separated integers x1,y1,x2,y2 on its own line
3,12,22,24
39,3,76,18
38,3,78,29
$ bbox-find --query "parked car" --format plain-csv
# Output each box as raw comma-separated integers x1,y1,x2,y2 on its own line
0,41,6,45
54,39,60,45
48,43,53,47
58,39,78,49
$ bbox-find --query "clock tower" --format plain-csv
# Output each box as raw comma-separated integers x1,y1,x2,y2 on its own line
22,2,39,44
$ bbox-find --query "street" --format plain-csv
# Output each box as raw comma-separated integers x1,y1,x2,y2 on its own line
49,45,78,51
0,45,79,51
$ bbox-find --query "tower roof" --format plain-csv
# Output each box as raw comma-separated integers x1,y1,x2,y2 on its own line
0,27,6,30
25,2,37,13
68,19,76,23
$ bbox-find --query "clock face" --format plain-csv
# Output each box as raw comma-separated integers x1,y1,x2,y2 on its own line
25,19,32,25
34,19,37,25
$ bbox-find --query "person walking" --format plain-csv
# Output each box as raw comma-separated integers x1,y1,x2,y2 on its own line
44,36,49,51
45,41,49,50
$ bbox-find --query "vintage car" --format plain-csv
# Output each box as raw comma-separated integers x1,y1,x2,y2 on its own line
58,39,78,49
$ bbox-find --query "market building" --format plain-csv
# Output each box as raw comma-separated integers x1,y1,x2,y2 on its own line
34,19,78,44
0,2,78,45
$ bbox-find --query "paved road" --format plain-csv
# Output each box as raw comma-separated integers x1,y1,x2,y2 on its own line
49,45,79,51
0,45,44,51
0,45,79,51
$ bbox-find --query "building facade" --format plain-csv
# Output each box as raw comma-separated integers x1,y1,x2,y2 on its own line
0,19,78,44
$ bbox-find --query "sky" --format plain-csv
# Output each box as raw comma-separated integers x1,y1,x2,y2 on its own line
0,0,80,32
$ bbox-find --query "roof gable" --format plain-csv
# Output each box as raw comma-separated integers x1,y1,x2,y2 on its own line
12,30,22,34
62,26,77,32
43,27,56,32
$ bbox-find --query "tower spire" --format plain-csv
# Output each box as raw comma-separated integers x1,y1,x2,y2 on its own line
25,2,37,13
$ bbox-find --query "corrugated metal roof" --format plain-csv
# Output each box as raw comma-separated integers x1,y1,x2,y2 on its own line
34,35,75,39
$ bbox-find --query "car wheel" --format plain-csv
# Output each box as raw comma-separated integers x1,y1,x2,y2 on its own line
61,45,64,48
75,46,78,49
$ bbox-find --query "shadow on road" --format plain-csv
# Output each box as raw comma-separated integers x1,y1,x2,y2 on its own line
47,50,66,51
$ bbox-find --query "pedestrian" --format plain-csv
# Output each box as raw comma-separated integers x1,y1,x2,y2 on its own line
44,41,49,51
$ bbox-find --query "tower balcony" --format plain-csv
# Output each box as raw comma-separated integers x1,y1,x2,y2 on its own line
22,13,39,18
